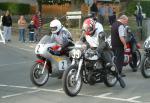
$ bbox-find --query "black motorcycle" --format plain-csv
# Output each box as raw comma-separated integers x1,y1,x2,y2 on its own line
62,42,125,97
141,36,150,78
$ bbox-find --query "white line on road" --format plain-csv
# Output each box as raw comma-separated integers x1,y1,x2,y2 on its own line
94,93,112,97
1,90,40,99
93,95,141,103
127,96,141,101
0,84,144,103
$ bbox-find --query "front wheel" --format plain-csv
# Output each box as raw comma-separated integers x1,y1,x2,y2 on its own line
30,62,49,86
129,50,141,72
62,65,83,97
141,56,150,78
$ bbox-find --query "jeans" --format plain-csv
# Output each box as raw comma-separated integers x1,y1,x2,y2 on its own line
3,26,11,41
19,29,25,42
136,14,143,27
29,32,34,41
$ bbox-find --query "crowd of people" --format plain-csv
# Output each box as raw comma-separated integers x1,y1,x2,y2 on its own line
90,0,116,26
0,10,43,43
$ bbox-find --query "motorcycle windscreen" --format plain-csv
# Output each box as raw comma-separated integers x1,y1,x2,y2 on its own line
38,35,52,44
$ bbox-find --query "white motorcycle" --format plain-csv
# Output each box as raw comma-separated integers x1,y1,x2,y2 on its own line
30,35,72,86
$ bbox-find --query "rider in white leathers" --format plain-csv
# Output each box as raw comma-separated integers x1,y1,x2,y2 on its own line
80,18,113,68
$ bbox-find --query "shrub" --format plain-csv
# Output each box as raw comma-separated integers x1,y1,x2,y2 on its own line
126,1,150,17
0,2,30,15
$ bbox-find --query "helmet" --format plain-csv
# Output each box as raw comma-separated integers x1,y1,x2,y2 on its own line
82,18,95,36
50,19,62,34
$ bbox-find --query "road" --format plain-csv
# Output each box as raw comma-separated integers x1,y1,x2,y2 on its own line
0,42,150,103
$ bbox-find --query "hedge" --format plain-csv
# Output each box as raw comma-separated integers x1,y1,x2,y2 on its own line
126,1,150,18
0,2,30,15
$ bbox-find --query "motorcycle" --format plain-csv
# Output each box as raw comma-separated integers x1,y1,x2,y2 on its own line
62,42,125,97
141,36,150,78
30,35,72,86
106,27,141,72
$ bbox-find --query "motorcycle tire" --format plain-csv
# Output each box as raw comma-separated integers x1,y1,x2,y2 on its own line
62,65,83,97
30,62,49,86
129,50,141,72
141,56,150,78
103,68,117,87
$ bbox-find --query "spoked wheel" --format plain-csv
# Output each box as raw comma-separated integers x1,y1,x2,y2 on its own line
30,62,49,86
62,65,83,97
141,56,150,78
129,50,141,72
104,65,117,87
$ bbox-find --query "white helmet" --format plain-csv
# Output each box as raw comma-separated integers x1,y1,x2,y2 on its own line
50,19,62,34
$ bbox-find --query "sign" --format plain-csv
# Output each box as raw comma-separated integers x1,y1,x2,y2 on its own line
66,11,82,19
66,11,82,28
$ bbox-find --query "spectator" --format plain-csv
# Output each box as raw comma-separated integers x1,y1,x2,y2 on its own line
134,2,143,27
90,0,98,16
111,15,129,77
28,20,36,42
98,4,105,25
18,15,27,43
108,5,116,25
32,11,43,42
2,10,12,42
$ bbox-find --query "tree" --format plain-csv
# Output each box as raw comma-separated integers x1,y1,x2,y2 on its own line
71,0,84,10
36,0,42,12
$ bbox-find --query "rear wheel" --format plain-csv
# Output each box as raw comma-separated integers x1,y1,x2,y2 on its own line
104,65,117,87
30,62,49,86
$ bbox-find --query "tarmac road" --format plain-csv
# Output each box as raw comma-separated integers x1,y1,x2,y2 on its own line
0,35,150,103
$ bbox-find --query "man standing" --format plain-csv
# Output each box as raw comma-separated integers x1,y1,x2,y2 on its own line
98,4,105,25
135,2,143,27
32,11,43,42
111,15,128,77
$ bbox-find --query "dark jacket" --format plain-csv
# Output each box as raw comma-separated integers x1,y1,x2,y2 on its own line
2,15,12,27
28,24,35,32
111,21,124,49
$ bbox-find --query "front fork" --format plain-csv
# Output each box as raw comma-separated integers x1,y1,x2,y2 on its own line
75,59,83,81
41,60,47,74
36,60,47,74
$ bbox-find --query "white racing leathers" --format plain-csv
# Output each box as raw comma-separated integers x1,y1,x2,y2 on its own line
80,22,113,65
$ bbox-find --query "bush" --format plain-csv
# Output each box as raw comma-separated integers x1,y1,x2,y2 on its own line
0,3,30,15
126,1,150,18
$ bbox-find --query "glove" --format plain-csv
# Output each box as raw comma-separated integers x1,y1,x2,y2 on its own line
47,47,61,56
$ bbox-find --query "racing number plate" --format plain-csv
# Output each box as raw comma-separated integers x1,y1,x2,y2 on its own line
58,60,68,70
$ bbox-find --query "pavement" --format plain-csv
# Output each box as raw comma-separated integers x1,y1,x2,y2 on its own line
1,35,37,52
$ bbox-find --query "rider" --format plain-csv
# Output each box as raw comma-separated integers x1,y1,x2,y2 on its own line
48,19,74,56
80,18,113,68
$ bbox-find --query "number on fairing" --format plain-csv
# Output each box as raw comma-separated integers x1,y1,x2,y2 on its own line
58,60,67,70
